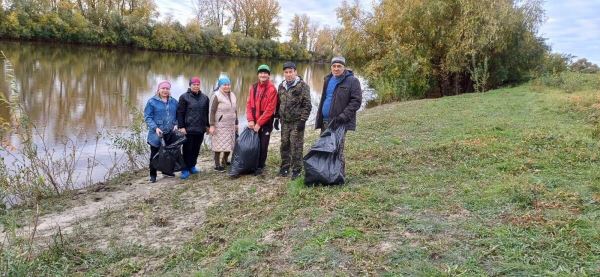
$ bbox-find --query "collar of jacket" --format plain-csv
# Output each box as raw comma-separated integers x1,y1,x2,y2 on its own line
152,95,173,102
258,80,274,87
325,69,353,83
187,88,203,96
280,76,302,91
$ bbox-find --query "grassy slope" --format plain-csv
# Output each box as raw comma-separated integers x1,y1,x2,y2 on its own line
167,85,599,276
3,84,600,275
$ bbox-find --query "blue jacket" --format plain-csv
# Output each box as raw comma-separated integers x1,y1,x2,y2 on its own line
144,95,178,147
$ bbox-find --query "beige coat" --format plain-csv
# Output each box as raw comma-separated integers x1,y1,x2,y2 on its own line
209,90,237,152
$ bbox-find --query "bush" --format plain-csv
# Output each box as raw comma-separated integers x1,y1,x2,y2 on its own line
538,72,600,93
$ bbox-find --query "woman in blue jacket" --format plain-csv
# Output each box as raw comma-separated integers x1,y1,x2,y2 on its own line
144,80,178,183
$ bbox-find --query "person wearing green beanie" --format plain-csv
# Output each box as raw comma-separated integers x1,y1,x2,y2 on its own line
244,64,278,176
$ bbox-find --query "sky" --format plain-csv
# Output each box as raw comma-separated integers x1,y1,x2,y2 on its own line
155,0,600,64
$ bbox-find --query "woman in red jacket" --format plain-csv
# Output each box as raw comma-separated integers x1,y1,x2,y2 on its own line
246,64,278,176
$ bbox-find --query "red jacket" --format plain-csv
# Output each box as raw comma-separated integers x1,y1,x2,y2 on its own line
246,80,278,127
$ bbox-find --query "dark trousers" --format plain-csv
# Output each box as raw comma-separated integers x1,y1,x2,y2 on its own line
214,151,231,167
258,128,271,169
182,133,204,169
280,121,305,172
149,145,160,177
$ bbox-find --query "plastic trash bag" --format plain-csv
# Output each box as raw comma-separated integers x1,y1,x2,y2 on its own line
151,131,187,175
303,126,346,185
229,128,260,176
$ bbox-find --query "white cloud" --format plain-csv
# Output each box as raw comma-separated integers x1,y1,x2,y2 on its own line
540,0,600,64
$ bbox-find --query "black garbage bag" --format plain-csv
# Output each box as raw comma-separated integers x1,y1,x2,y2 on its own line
303,126,346,185
151,131,187,175
229,128,260,176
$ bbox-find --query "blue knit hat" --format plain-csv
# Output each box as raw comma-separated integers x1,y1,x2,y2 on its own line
218,76,231,88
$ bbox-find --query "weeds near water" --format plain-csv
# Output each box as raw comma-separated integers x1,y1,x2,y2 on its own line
0,52,149,209
106,101,149,172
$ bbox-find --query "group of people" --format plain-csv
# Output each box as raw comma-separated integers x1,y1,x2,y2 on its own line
143,56,362,183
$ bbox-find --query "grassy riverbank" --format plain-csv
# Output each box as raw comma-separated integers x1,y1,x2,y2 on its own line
2,82,599,275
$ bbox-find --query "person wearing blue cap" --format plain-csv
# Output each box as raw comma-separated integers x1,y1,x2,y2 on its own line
209,75,238,171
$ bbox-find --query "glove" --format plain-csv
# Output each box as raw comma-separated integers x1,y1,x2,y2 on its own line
296,121,305,131
337,113,348,124
273,118,280,131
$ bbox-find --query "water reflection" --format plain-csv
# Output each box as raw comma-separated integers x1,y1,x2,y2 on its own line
0,41,332,145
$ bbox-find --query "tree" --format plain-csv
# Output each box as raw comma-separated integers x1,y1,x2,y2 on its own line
570,58,600,74
288,14,301,44
192,0,226,33
336,0,548,100
225,0,280,39
253,0,280,39
307,21,318,52
312,26,337,61
299,14,309,47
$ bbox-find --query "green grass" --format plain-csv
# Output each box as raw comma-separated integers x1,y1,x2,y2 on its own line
2,83,600,275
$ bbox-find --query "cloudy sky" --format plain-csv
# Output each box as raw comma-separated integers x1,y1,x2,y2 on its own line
155,0,600,64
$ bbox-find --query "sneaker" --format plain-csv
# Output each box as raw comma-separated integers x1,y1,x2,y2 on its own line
189,167,200,174
291,170,301,180
150,176,157,183
214,166,225,172
254,167,264,176
180,170,190,180
278,168,289,177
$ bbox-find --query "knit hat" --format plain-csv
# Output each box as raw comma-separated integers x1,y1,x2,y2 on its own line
157,80,171,91
257,64,271,74
218,75,231,88
331,56,346,66
189,76,201,86
283,61,296,70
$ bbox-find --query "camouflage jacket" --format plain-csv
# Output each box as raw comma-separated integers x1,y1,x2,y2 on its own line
276,76,312,123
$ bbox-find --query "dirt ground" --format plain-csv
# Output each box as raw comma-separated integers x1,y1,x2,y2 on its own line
8,131,287,252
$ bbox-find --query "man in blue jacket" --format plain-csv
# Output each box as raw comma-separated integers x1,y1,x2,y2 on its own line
315,56,362,179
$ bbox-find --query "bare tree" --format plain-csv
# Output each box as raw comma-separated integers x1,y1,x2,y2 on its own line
307,21,319,52
289,14,302,44
299,14,309,47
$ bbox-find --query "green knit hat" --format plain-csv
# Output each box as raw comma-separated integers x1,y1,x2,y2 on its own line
257,64,271,74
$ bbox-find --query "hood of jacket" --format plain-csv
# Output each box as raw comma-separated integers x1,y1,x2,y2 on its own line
325,70,354,83
280,76,302,91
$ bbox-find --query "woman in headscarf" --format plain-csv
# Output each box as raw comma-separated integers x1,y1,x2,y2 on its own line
209,75,238,171
143,80,178,183
177,76,210,180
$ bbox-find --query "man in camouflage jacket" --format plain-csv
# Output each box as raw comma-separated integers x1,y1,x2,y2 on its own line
275,62,312,179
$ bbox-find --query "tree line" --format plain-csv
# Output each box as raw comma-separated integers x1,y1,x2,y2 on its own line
0,0,314,60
